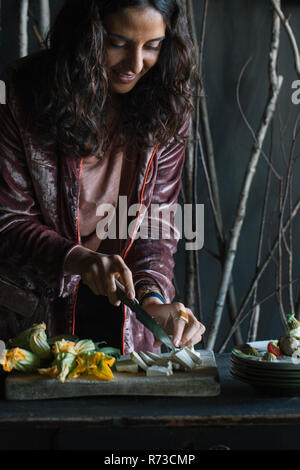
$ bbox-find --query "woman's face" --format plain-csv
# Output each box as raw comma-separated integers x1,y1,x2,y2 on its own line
104,6,166,95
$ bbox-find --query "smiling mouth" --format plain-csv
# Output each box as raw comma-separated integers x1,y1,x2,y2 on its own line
112,70,138,83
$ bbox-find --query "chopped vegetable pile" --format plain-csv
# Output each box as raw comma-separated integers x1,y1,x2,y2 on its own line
116,346,202,376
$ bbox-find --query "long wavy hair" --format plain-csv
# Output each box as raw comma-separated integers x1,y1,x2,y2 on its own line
35,0,197,158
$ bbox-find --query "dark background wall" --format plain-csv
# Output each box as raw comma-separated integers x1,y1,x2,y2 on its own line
1,0,300,351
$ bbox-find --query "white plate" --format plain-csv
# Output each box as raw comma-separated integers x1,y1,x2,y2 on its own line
231,340,300,370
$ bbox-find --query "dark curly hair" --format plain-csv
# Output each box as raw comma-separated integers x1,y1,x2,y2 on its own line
35,0,197,158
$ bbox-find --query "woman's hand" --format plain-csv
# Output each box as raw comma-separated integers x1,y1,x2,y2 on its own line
64,246,135,306
142,297,206,348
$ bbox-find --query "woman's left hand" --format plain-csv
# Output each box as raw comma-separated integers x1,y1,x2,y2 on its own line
142,299,206,349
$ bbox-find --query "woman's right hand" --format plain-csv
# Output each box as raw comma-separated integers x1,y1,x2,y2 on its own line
64,246,135,306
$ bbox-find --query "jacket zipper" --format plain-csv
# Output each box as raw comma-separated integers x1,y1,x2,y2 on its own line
72,158,84,335
121,143,159,354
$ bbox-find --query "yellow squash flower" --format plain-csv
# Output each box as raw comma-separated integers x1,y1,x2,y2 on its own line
38,352,77,383
68,351,115,381
0,347,40,372
52,339,77,356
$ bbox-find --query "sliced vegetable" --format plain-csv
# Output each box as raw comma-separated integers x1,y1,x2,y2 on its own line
115,359,139,374
286,314,300,331
238,344,260,357
130,351,148,371
185,347,202,365
146,361,173,377
139,351,156,366
267,341,282,357
262,352,277,361
171,348,196,370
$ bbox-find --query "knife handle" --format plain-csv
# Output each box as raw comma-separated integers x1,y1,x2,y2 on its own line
115,279,138,307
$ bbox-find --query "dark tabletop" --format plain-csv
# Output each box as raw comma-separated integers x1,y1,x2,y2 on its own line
1,353,300,450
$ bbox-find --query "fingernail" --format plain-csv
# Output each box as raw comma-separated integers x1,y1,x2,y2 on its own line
174,338,180,347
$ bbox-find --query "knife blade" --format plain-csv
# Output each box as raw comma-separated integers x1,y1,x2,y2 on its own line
115,279,175,351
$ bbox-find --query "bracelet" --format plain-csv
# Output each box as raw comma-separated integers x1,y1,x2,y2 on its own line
135,281,155,292
139,290,166,306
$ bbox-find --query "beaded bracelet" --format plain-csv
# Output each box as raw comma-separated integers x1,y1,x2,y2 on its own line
139,290,166,306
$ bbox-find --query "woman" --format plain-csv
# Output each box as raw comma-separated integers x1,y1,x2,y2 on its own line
0,0,205,354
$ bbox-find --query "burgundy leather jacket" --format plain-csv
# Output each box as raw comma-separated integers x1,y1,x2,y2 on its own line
0,52,189,354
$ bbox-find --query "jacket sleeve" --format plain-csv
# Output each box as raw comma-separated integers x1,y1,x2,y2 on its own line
124,115,190,303
0,79,76,292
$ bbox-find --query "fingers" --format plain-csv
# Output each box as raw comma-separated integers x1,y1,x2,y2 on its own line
180,310,205,347
106,270,121,307
145,301,205,350
107,255,135,306
81,254,135,307
172,303,205,348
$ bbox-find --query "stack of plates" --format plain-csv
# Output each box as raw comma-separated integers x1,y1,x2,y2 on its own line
230,340,300,395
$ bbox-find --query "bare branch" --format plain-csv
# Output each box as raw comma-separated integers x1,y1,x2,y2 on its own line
219,196,300,352
207,0,283,350
270,0,300,76
19,0,29,58
40,0,50,40
248,123,275,341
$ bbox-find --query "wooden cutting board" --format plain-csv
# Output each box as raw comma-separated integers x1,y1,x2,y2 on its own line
4,350,220,400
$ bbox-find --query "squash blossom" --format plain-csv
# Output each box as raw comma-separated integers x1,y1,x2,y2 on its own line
69,351,115,381
7,322,52,360
74,339,96,355
52,338,77,356
38,339,78,382
38,338,97,382
38,352,77,383
0,347,40,372
29,323,52,360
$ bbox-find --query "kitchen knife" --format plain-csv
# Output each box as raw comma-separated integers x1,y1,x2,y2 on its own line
115,279,175,351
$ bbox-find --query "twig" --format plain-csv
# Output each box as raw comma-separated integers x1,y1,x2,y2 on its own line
285,113,300,315
248,122,275,341
277,178,285,322
183,1,198,316
184,123,197,315
270,0,300,77
32,25,46,49
219,195,300,352
275,112,300,320
236,58,281,181
229,277,300,336
27,6,47,49
199,0,209,79
19,0,29,58
207,0,283,350
40,0,50,40
194,91,203,325
195,0,243,344
188,0,242,344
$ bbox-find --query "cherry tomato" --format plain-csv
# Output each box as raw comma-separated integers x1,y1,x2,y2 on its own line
267,341,282,357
